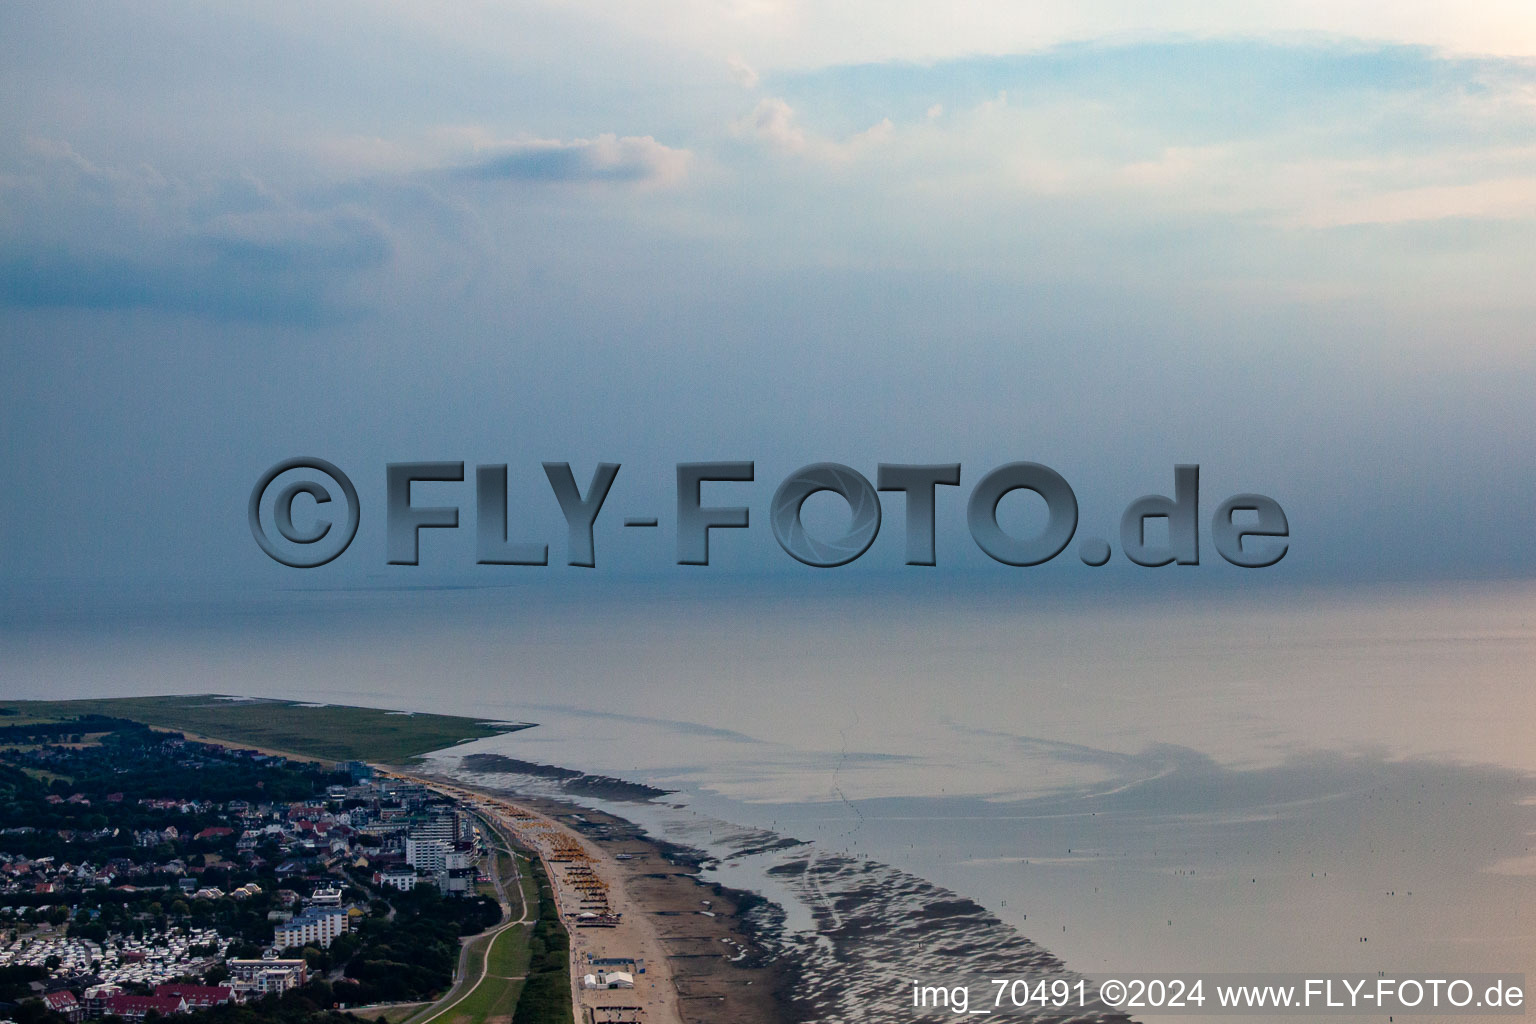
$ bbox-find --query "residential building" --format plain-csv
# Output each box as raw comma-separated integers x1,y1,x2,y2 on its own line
102,994,187,1022
154,984,235,1008
409,813,458,845
404,837,447,873
82,984,122,1017
374,867,417,892
42,991,81,1022
227,959,307,996
273,906,349,949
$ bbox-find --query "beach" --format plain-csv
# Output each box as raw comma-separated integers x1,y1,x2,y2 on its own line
404,772,789,1024
428,765,1138,1024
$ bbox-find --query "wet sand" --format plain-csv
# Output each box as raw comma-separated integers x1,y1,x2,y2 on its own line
438,765,1140,1024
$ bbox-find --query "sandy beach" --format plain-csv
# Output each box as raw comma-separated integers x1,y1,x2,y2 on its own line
403,772,785,1024
435,761,1144,1024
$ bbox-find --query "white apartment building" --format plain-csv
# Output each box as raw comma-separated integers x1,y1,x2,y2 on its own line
309,886,343,906
227,959,307,996
405,837,448,872
375,867,418,892
273,907,349,949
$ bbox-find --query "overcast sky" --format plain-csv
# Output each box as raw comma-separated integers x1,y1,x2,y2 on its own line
4,2,1536,590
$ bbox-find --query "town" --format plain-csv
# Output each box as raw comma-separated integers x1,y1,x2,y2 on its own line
0,716,501,1024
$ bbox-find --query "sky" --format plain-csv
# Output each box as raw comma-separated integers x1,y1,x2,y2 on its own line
4,1,1536,589
9,12,1534,986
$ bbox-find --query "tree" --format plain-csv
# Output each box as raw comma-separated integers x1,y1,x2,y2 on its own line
74,923,108,944
14,996,65,1024
328,932,360,963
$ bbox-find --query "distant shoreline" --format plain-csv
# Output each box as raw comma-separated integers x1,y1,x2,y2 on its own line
0,694,533,764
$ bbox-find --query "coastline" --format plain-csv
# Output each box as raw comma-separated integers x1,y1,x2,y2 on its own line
20,695,1528,1020
1,696,802,1024
399,768,789,1024
429,761,1136,1024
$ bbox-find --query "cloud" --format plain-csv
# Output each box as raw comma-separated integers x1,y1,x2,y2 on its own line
537,0,1536,71
728,54,761,88
0,121,696,321
734,97,894,161
738,97,806,151
0,140,389,323
738,42,1536,235
462,134,692,186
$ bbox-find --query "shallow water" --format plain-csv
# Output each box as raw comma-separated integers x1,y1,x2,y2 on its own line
5,578,1534,998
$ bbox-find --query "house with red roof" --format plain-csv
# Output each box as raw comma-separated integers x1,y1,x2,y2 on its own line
103,993,187,1021
155,983,236,1007
43,990,81,1022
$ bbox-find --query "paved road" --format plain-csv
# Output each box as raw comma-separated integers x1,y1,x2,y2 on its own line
403,814,531,1024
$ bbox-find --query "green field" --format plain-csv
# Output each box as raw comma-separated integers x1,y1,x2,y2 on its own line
435,972,525,1024
413,839,536,1024
444,925,529,1023
516,865,540,924
485,909,532,979
0,695,531,763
